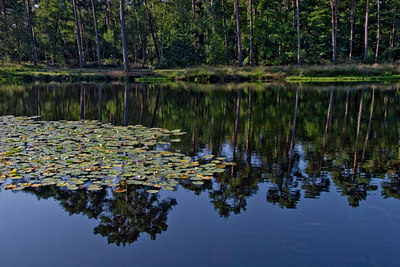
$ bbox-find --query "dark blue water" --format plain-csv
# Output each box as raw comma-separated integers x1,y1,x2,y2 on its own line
1,82,400,266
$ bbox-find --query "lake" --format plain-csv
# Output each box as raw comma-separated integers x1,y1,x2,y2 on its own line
1,82,400,266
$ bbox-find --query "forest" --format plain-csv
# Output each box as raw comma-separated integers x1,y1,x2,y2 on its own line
0,0,399,68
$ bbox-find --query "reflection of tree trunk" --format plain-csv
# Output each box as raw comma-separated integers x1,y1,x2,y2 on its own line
361,89,375,162
353,90,364,175
123,84,130,126
67,88,71,114
80,85,85,120
140,86,145,124
191,96,198,157
36,87,40,120
288,88,299,176
384,96,388,121
398,94,400,163
151,88,161,127
323,89,334,148
219,96,228,154
320,89,334,174
98,86,103,122
246,88,252,155
341,90,350,151
232,90,242,161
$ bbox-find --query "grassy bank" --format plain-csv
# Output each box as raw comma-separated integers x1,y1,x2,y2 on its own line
1,63,400,84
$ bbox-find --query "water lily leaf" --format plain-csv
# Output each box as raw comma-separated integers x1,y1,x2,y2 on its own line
147,189,159,194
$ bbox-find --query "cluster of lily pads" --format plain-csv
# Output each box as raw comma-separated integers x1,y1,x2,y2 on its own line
0,116,232,193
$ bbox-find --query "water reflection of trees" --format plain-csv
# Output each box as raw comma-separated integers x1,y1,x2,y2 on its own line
2,83,400,214
23,185,177,246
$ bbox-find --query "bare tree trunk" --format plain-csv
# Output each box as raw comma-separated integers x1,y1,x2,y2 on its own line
234,0,243,66
91,0,101,68
249,0,254,66
364,0,370,62
77,5,87,62
222,0,229,64
72,0,84,67
349,0,354,60
144,0,161,65
296,0,301,65
330,0,338,64
120,0,130,71
25,0,37,65
375,0,380,62
391,13,396,50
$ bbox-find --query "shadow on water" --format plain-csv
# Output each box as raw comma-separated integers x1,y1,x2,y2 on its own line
1,82,400,243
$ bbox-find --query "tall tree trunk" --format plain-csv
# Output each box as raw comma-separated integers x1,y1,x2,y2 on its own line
25,0,37,65
77,5,87,62
391,13,396,50
364,0,370,62
349,0,354,60
234,0,243,66
375,0,380,62
330,0,338,64
104,0,110,26
144,0,161,65
222,0,229,64
72,0,84,67
120,0,130,71
296,0,301,65
91,0,101,68
249,0,254,66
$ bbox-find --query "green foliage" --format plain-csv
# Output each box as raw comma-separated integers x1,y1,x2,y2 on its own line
0,0,399,67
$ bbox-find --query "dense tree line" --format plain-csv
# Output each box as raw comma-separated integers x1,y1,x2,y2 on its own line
0,0,399,67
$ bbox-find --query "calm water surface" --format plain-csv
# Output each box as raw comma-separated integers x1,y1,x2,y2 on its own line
1,82,400,266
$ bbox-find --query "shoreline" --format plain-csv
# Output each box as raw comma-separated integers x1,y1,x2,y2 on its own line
1,64,400,84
